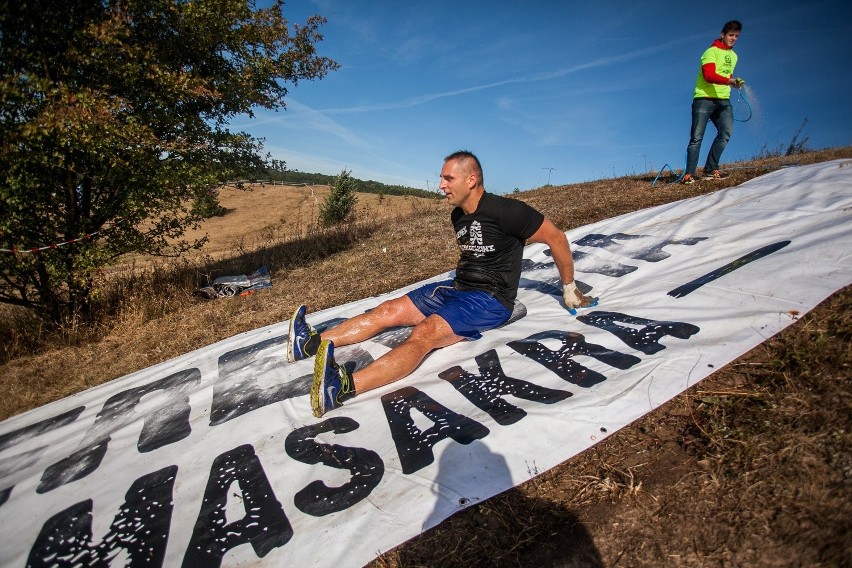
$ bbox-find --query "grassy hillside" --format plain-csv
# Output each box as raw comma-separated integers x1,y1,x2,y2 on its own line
1,147,850,566
257,169,438,198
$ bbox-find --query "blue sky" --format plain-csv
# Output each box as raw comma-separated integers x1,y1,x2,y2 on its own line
236,0,852,193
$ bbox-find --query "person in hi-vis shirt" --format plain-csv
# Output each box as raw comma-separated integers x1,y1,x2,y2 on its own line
682,20,745,184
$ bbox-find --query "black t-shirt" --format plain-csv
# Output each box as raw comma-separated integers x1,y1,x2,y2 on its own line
451,192,545,310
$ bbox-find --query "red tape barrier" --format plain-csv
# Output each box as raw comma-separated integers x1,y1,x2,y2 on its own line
1,222,118,255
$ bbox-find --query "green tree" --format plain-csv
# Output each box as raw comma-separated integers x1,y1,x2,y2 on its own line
191,188,228,219
320,169,358,226
0,0,338,321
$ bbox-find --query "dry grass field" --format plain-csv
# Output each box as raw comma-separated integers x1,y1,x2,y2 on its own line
114,183,432,269
1,148,850,566
180,183,433,259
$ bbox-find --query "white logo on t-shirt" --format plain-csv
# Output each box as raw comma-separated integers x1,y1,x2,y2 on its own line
469,221,483,245
460,220,493,257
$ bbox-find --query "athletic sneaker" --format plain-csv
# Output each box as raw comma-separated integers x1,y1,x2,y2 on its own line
681,173,696,185
703,169,729,180
311,340,354,417
287,304,319,362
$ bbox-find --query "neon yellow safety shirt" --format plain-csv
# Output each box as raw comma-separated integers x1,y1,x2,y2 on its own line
694,43,738,99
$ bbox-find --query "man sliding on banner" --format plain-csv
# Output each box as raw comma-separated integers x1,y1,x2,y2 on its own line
287,150,597,417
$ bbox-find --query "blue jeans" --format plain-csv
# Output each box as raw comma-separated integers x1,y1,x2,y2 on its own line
686,98,733,176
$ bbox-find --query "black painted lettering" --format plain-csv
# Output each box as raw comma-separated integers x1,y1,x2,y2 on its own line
27,466,177,567
0,407,86,507
211,336,307,425
382,386,489,474
0,407,85,453
667,240,791,298
508,330,641,387
182,444,291,566
372,326,412,348
38,369,200,493
519,258,591,296
577,311,700,355
571,250,637,277
519,257,560,295
574,233,707,262
0,446,48,506
439,349,571,425
211,337,374,425
285,417,384,517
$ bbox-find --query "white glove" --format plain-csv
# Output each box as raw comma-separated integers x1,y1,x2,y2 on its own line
563,281,596,309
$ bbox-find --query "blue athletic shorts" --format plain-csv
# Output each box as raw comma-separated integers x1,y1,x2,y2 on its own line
406,279,511,339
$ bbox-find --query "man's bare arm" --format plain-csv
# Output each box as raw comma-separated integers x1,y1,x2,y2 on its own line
528,218,596,309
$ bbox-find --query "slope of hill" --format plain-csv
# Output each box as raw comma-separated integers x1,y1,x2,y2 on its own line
181,183,437,261
1,148,849,566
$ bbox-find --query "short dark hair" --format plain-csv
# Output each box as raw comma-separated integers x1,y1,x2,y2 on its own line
444,150,484,186
721,20,742,34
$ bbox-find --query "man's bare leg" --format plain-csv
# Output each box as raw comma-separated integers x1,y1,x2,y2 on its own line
350,313,463,393
321,295,426,346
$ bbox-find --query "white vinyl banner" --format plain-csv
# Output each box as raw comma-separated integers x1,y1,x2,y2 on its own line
1,159,850,567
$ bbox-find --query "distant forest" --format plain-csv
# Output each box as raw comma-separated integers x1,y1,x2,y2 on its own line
256,168,440,199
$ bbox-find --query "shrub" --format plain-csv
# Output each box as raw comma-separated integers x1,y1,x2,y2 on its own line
192,188,228,218
785,118,810,156
320,169,358,226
